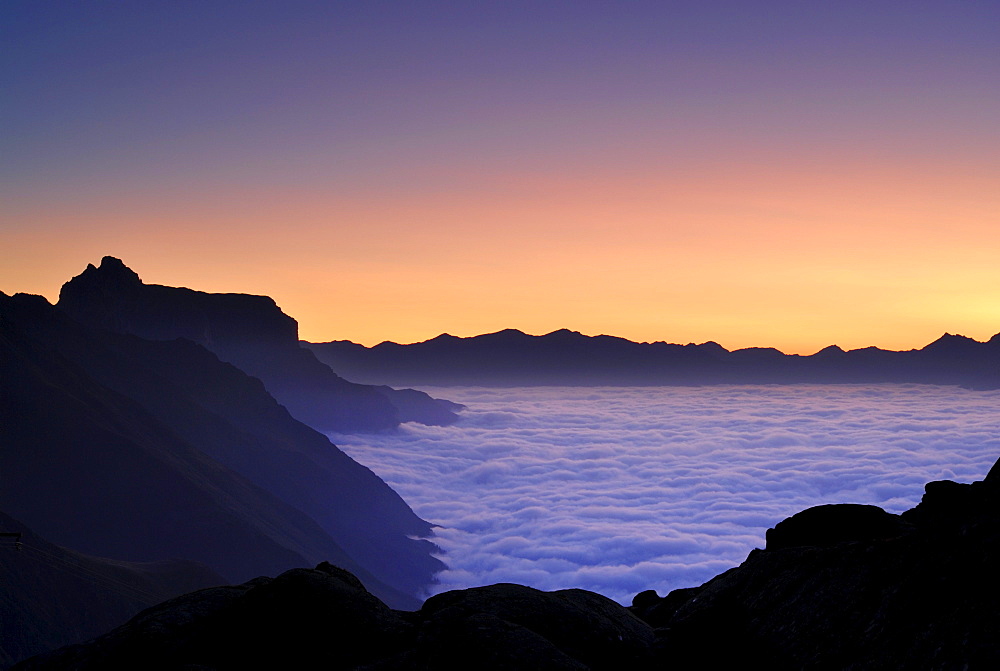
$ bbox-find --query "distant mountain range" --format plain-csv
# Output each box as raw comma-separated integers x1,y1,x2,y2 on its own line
306,328,1000,388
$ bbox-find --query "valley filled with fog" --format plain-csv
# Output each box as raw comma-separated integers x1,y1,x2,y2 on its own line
329,384,1000,604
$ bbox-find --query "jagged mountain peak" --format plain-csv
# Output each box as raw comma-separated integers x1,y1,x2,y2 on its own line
59,258,298,351
83,255,140,278
921,332,982,353
54,257,460,431
98,255,139,274
70,256,142,289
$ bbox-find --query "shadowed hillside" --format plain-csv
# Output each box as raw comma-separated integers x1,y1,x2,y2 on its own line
0,290,442,612
0,511,222,668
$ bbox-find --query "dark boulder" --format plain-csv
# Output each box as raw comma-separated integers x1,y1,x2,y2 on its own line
765,503,914,550
17,567,654,670
374,610,589,670
636,461,1000,669
630,585,704,629
416,583,654,670
16,564,413,671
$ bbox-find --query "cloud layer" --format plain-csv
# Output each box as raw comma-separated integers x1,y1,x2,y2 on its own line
329,384,1000,604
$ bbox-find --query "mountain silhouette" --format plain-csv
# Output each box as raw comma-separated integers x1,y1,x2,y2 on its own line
0,290,441,613
306,327,1000,388
16,458,1000,669
58,257,461,432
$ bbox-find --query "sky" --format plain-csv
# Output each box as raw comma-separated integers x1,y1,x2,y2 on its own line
330,384,1000,603
3,1,999,353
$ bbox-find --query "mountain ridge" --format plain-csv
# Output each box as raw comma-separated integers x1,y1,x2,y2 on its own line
0,288,441,610
58,257,462,432
306,327,1000,388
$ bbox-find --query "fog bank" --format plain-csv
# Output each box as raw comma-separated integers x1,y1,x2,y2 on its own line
329,384,1000,604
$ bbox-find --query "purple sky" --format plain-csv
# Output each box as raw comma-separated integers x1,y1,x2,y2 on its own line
4,2,999,351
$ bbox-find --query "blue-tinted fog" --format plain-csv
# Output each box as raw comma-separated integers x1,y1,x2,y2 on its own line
329,384,1000,604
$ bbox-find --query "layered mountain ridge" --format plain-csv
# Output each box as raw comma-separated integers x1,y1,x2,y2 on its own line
0,289,441,607
306,327,1000,388
1,261,463,667
6,258,1000,668
58,257,462,432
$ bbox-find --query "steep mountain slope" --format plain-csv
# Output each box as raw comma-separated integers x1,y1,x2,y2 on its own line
306,327,1000,388
0,291,440,608
57,257,461,432
0,510,222,669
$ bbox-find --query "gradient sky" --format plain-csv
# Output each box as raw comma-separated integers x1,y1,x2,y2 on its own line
3,1,999,353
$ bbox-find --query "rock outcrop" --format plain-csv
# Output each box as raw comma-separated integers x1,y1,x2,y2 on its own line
15,563,653,670
0,290,442,612
58,257,462,432
17,459,1000,669
633,469,1000,669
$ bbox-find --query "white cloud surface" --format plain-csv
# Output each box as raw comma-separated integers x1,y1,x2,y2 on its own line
328,384,1000,604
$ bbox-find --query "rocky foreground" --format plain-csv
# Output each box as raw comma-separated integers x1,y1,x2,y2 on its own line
17,460,1000,670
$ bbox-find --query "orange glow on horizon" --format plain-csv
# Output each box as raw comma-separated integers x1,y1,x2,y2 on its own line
6,2,1000,358
4,154,999,356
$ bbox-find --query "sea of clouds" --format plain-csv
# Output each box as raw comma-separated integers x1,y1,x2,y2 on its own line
328,384,1000,604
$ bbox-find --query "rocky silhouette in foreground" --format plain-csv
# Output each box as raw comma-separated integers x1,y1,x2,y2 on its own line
17,460,1000,669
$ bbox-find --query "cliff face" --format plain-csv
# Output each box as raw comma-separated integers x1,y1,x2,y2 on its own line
17,459,1000,670
57,257,461,432
0,291,442,613
57,257,297,350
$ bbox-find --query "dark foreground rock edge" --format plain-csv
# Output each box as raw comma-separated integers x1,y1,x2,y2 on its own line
17,459,1000,670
